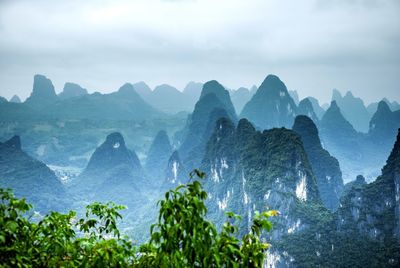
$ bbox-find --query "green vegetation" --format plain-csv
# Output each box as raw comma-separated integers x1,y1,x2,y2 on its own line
0,170,277,267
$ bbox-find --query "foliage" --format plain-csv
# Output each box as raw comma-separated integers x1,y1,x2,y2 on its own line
0,170,277,267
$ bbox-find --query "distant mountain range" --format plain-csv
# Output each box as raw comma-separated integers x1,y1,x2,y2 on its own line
0,73,399,266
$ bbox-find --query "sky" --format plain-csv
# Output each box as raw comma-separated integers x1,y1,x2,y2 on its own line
0,0,399,104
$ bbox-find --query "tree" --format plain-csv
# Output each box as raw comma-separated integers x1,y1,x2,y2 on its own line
0,170,277,267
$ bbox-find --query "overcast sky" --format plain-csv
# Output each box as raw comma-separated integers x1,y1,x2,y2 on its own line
0,0,399,104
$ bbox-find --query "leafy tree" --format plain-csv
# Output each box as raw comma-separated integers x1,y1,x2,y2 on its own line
137,170,278,267
0,170,277,267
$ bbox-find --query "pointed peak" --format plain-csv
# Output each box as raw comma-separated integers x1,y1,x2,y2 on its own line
200,80,227,99
329,100,339,109
150,130,171,150
344,91,354,98
133,81,152,92
377,100,391,113
332,89,342,100
105,132,126,149
118,83,135,92
59,82,87,99
237,118,256,132
293,115,316,129
299,98,313,108
183,81,203,92
355,175,366,185
259,74,287,92
292,115,320,143
10,95,21,103
4,135,21,150
26,74,57,102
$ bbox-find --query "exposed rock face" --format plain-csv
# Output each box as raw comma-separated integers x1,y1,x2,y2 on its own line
145,130,172,181
293,115,343,211
297,98,319,124
0,135,66,212
164,151,186,186
25,74,58,107
240,75,298,130
337,129,400,242
58,82,88,100
10,95,21,103
201,118,322,244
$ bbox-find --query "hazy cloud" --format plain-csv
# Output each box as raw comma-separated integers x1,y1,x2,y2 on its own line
0,0,399,104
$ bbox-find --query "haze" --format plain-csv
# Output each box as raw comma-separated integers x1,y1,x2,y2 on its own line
0,0,399,104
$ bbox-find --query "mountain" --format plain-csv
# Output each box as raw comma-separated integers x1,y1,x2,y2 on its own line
0,96,7,103
240,75,298,129
133,81,152,100
230,87,253,114
292,115,343,211
369,101,400,148
183,81,203,107
200,117,330,266
74,132,144,204
334,129,400,265
289,90,300,105
10,95,21,103
58,82,88,100
367,98,400,115
320,100,358,145
297,98,319,124
199,80,237,119
164,151,187,187
178,80,237,169
0,135,66,212
150,84,190,114
331,89,371,133
25,74,58,108
306,97,326,120
145,130,173,181
47,83,163,120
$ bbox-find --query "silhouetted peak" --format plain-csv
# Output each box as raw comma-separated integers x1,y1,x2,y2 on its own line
236,118,256,134
183,81,203,94
59,82,88,99
4,135,21,150
27,74,57,102
332,89,342,100
154,84,179,94
104,132,126,149
355,175,366,185
377,100,391,113
293,115,320,144
10,95,21,103
344,91,354,98
329,100,339,110
200,80,227,99
258,74,287,93
298,98,313,110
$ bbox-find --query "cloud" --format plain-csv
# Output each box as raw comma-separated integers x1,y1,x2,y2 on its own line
0,0,399,104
